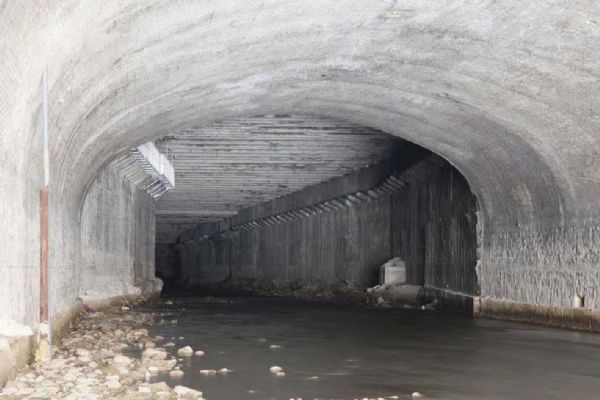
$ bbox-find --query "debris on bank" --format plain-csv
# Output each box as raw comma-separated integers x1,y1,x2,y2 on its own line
366,283,436,309
0,307,203,400
191,256,441,311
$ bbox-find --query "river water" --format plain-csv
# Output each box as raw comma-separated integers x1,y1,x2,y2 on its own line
139,297,600,400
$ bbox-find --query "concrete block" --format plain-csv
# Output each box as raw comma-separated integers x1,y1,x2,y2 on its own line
380,257,406,285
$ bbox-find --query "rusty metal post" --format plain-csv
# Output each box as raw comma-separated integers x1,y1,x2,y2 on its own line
39,188,48,324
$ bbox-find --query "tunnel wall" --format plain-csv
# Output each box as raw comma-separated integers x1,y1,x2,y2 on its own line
80,163,159,300
0,162,41,325
2,0,600,336
178,155,478,297
390,161,479,295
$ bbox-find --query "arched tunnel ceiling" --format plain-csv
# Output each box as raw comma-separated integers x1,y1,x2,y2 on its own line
154,115,405,243
1,1,599,235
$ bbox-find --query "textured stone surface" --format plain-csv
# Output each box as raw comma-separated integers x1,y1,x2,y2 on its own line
0,155,157,326
484,225,600,308
0,1,599,328
80,163,156,300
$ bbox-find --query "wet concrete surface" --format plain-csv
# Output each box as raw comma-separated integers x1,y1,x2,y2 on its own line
140,296,600,400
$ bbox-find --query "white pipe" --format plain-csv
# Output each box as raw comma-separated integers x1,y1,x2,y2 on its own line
43,68,49,187
42,67,52,360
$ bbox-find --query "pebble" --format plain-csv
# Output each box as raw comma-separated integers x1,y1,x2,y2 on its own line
15,387,34,396
138,384,152,393
173,385,203,398
412,392,424,398
177,345,194,356
194,350,205,356
112,354,132,365
76,348,90,357
63,373,77,382
106,380,121,389
142,347,167,360
269,366,283,373
199,369,217,375
132,328,149,337
169,369,185,378
269,344,282,349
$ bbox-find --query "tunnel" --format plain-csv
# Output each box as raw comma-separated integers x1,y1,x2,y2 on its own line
150,115,479,306
1,1,600,399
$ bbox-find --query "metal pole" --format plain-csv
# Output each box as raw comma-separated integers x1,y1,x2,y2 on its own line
41,67,51,359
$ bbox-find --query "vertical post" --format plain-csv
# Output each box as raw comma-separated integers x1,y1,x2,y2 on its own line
39,190,48,321
40,67,51,359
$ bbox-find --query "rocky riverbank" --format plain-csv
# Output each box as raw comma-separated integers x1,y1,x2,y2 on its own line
0,305,203,400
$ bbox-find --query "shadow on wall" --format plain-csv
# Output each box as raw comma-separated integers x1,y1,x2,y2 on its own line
155,243,180,293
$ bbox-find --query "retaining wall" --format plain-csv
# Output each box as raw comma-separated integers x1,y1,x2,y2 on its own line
178,155,479,298
80,163,158,299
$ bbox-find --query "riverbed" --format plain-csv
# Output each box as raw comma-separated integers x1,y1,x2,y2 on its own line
141,296,600,400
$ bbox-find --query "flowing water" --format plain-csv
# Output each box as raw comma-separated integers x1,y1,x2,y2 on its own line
138,297,600,400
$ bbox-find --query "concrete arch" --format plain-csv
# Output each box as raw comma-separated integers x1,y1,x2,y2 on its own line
1,1,600,325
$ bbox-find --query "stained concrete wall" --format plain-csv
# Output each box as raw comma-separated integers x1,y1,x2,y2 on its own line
390,159,479,295
0,156,158,328
178,155,478,297
0,160,41,325
1,0,600,330
80,163,157,300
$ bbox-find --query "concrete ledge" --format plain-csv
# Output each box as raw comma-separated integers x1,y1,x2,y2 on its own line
80,291,161,311
474,297,600,332
0,300,84,387
0,335,33,389
80,294,142,311
423,288,475,315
